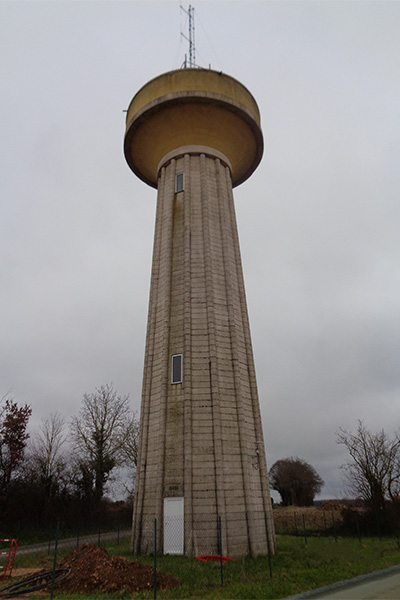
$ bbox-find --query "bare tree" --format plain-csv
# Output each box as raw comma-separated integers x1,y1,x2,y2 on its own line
22,413,71,521
120,411,139,468
269,457,324,506
337,421,400,511
70,384,136,503
30,413,68,484
119,411,140,499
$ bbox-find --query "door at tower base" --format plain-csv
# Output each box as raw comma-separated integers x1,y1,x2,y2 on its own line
164,497,184,554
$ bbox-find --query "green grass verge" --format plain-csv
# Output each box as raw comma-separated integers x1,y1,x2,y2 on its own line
7,535,400,599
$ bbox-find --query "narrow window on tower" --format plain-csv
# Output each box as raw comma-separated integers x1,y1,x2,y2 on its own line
175,172,184,193
171,354,183,384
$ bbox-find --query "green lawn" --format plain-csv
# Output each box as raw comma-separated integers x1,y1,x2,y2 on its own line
6,535,400,599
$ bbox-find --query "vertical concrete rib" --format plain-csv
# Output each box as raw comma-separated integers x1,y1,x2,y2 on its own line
222,164,274,553
156,159,176,542
200,153,228,554
131,165,167,552
215,158,254,555
183,153,193,552
224,167,276,549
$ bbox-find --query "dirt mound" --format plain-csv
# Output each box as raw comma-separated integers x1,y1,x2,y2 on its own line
57,544,180,595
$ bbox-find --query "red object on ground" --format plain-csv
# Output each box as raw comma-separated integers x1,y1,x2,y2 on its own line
196,555,235,563
0,539,18,580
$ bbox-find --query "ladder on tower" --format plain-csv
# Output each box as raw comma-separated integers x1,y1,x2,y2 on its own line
0,539,17,580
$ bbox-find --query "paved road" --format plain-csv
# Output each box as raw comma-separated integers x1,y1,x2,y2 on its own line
285,564,400,599
15,529,131,556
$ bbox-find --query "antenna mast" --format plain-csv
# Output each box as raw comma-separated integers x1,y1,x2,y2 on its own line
181,4,196,68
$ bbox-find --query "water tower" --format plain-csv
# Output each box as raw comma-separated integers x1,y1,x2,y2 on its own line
124,67,275,557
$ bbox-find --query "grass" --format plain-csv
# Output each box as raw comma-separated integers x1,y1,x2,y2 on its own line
6,534,400,599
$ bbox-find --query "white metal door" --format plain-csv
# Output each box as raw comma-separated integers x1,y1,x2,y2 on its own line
163,497,184,554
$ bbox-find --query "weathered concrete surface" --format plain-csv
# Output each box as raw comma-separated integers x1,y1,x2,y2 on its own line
130,149,275,558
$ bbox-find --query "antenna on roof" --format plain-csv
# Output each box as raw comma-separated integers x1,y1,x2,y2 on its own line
180,4,196,68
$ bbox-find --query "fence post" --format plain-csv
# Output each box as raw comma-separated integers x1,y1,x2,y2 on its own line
154,518,157,600
332,512,337,542
355,513,362,546
50,522,59,600
375,512,381,540
302,514,307,545
264,516,273,579
218,516,223,586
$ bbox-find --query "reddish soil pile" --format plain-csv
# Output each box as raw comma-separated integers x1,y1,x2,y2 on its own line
57,544,180,595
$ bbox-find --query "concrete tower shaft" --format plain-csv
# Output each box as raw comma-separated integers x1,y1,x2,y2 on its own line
124,69,275,557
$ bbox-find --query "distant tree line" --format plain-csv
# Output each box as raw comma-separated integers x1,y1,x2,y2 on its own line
0,384,139,533
3,385,400,536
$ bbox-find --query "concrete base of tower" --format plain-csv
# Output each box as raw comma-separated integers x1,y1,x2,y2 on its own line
131,507,275,558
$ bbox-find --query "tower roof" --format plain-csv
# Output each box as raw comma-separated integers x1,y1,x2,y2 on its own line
124,69,263,188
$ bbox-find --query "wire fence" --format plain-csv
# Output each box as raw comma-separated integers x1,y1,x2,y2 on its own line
11,525,131,558
4,508,400,598
7,515,274,597
133,512,275,558
273,505,400,542
131,515,274,596
132,511,400,597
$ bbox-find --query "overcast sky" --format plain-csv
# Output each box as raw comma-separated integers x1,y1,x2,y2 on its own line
1,0,400,501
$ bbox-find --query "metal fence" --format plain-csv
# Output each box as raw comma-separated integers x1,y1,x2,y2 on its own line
133,512,275,558
14,526,131,558
131,514,274,597
7,516,273,598
4,510,400,599
273,506,400,541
